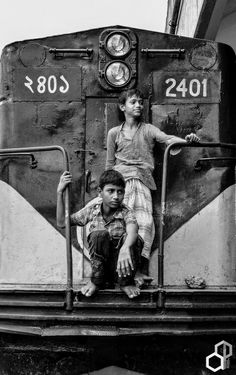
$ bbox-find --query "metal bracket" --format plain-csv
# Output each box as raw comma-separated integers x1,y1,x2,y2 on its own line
194,157,236,171
74,149,96,156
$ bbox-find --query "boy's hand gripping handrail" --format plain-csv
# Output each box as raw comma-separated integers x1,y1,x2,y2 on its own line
159,142,236,289
0,145,73,311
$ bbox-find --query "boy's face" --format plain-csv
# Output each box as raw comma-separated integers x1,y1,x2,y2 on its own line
119,95,143,119
99,184,125,209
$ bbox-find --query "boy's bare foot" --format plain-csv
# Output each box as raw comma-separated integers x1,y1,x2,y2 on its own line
134,271,153,288
81,280,99,297
121,285,140,299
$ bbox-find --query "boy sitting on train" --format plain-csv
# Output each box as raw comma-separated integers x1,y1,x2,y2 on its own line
106,88,200,286
57,169,143,298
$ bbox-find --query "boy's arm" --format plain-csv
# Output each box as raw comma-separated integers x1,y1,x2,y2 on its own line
150,126,200,154
150,124,200,145
57,171,91,228
166,133,200,145
166,133,200,154
116,222,138,278
56,171,72,228
106,128,117,169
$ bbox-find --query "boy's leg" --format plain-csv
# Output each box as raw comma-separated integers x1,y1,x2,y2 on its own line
81,230,111,297
123,179,154,286
123,179,154,260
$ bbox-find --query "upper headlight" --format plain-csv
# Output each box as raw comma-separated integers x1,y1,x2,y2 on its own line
105,33,131,57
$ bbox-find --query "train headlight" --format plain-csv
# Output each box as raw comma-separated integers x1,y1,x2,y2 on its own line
105,33,131,57
105,62,131,87
99,28,137,90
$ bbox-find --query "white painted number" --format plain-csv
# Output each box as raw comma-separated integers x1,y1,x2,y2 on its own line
202,78,207,97
24,76,34,93
48,75,57,93
189,79,200,97
176,79,188,97
165,78,208,98
37,76,47,93
59,75,69,93
24,75,69,94
165,78,176,97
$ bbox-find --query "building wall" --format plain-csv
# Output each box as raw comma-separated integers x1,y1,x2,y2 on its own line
216,11,236,53
166,0,236,54
176,0,205,37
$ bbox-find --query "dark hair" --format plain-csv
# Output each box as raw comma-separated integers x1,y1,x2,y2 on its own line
99,170,125,190
118,88,144,105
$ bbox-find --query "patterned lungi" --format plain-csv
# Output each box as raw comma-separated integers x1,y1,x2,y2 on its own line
123,178,155,259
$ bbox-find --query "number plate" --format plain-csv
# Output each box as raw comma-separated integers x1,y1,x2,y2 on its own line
153,71,221,103
13,68,81,101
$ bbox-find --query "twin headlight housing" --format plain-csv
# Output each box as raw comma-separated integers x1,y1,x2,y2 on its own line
99,29,137,89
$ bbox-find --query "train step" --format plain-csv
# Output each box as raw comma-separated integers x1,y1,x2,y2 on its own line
74,288,158,309
0,286,236,311
0,288,158,310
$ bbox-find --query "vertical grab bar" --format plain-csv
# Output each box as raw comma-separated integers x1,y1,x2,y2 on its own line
0,145,73,311
159,142,236,289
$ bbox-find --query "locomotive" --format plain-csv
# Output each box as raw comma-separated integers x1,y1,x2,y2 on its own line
0,26,236,374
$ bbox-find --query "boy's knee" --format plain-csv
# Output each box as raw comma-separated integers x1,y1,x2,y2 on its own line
88,230,110,242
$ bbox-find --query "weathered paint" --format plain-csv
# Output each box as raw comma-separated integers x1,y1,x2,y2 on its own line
150,184,236,286
0,180,91,284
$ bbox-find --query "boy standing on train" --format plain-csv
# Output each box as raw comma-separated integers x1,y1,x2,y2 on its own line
57,169,143,298
106,89,200,285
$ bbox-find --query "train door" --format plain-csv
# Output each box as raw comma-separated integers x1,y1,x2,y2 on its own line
84,96,150,203
77,94,151,280
84,98,119,203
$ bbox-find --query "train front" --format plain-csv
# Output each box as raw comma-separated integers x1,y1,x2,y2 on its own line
0,26,236,374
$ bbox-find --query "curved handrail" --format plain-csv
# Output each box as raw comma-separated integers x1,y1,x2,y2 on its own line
159,142,236,288
0,145,73,310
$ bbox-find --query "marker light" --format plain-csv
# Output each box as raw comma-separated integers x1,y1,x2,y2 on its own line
105,33,131,57
105,62,131,87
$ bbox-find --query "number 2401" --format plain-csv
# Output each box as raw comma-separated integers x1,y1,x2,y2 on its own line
165,78,208,98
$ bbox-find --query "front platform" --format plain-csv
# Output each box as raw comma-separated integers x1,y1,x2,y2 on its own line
0,284,236,336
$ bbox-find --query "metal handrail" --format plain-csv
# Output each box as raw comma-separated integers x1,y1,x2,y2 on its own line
49,48,93,57
0,146,73,311
159,142,236,288
141,48,185,58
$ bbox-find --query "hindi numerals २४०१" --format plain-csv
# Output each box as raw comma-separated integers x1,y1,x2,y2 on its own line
24,75,70,94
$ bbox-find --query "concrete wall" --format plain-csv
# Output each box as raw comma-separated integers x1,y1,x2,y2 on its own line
176,0,205,37
216,11,236,53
